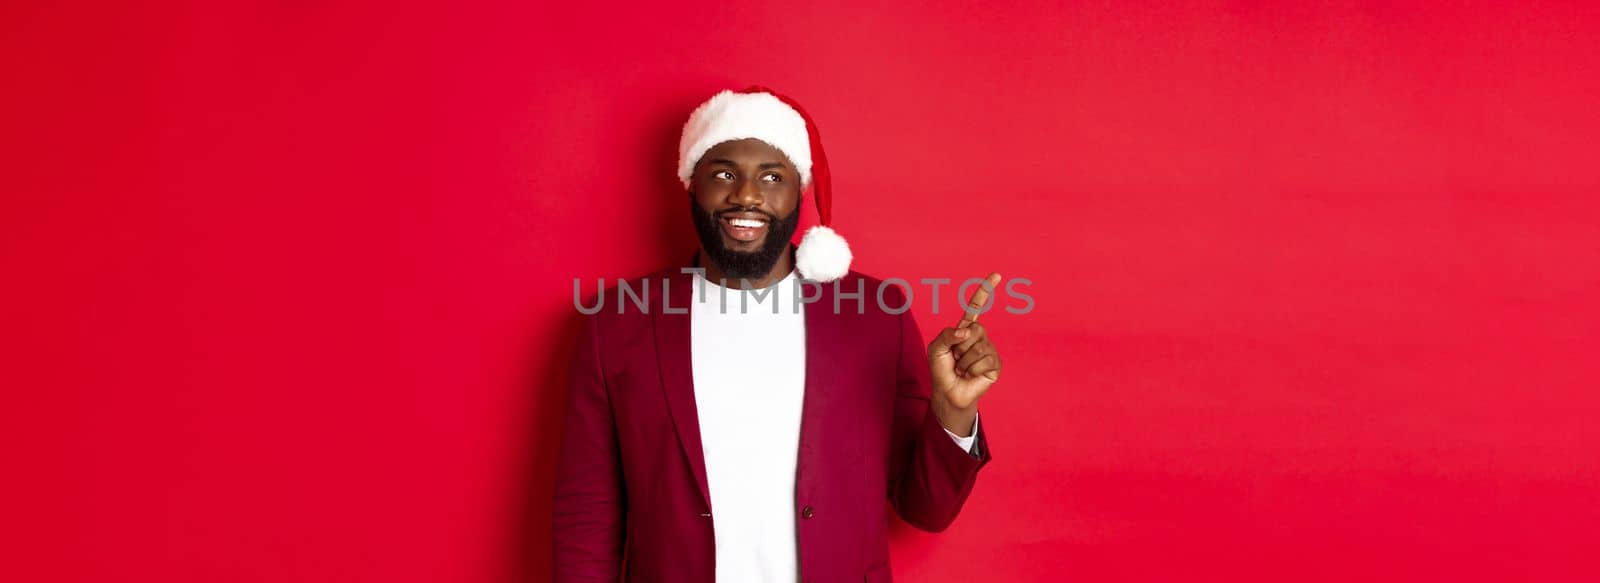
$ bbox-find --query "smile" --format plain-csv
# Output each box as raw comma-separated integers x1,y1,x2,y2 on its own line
719,214,770,243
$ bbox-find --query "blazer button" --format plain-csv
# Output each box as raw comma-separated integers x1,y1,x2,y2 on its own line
801,505,815,519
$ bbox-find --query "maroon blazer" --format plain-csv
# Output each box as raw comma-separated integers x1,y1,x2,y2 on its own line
552,267,993,583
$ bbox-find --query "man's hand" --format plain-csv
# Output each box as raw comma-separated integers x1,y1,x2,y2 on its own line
927,272,1004,437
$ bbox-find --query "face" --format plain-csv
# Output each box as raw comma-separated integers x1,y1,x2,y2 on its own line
688,138,803,279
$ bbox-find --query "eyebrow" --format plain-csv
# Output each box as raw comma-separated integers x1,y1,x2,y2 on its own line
706,158,789,171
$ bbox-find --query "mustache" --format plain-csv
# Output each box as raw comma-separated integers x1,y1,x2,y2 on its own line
713,206,780,222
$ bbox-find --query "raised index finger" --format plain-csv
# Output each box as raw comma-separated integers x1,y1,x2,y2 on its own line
958,272,1003,329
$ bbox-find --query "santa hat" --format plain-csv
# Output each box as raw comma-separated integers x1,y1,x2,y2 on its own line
678,86,852,282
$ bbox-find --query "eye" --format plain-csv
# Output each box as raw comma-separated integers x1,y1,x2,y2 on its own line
713,170,735,181
760,172,783,183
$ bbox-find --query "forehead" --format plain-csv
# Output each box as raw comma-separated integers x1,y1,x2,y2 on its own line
700,138,796,169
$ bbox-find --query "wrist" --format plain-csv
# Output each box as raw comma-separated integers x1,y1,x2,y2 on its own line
932,394,978,437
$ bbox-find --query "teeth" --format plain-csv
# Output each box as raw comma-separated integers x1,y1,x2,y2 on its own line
729,218,764,228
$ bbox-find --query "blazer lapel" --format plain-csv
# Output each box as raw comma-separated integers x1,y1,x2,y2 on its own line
653,268,712,510
652,268,849,512
795,279,846,501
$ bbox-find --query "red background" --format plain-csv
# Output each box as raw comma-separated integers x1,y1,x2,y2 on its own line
4,1,1598,581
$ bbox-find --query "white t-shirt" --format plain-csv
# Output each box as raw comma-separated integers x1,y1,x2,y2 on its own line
689,270,977,583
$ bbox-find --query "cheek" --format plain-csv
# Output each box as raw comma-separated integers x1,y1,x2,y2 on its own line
770,186,803,215
690,184,724,208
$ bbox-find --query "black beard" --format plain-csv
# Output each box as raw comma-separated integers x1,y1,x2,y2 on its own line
688,194,802,282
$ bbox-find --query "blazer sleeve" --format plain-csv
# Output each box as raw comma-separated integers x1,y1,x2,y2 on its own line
886,305,993,533
552,315,627,581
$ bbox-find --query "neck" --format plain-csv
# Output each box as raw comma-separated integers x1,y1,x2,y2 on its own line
699,247,794,289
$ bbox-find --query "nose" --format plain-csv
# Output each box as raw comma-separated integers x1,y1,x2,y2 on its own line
729,176,763,208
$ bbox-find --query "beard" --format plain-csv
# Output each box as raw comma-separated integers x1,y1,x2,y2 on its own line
688,194,802,282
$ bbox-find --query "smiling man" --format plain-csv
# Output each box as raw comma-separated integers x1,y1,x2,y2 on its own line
553,87,1003,583
688,136,804,286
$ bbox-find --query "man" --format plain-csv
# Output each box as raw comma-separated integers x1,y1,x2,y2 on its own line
553,87,1004,583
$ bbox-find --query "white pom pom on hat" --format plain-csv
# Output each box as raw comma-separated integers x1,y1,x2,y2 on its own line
678,85,852,282
794,224,851,282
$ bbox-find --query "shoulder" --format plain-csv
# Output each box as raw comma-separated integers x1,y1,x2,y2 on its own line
827,270,913,306
575,265,686,335
811,270,917,328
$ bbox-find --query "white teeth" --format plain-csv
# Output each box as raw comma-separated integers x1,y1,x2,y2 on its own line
729,218,764,228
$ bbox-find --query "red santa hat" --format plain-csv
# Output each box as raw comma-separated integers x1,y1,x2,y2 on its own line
678,86,852,282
